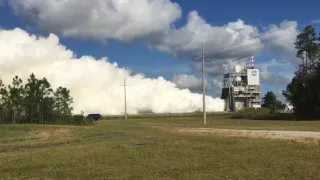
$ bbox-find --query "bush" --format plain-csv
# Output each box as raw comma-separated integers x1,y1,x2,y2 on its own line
70,114,94,125
54,114,94,125
232,108,294,120
232,108,271,118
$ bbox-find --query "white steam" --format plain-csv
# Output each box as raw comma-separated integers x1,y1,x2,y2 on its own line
0,28,225,115
173,74,209,91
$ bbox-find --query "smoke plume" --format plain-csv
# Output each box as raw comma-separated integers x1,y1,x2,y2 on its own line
0,28,225,115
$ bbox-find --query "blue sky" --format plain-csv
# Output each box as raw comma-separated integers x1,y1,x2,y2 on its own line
173,0,320,26
0,0,319,101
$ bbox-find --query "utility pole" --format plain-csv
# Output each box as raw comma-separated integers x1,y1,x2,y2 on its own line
121,78,128,120
202,44,207,125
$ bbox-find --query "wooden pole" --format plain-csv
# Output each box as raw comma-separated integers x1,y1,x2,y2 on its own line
124,78,127,120
202,44,207,125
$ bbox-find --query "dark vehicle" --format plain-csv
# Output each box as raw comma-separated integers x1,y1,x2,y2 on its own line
87,114,102,121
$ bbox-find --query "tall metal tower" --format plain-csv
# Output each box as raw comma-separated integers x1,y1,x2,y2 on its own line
220,55,261,112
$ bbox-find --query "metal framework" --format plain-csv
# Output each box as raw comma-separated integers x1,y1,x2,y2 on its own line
220,56,261,112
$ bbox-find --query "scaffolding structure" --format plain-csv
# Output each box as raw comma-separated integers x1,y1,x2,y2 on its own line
220,55,261,112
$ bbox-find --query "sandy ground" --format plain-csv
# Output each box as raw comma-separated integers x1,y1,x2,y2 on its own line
170,128,320,143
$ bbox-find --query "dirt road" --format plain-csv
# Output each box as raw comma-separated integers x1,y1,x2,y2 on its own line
172,128,320,143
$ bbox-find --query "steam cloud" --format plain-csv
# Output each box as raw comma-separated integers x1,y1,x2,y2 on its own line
173,74,209,91
0,28,225,115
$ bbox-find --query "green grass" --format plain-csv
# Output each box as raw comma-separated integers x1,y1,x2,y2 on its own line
1,116,320,180
127,115,320,131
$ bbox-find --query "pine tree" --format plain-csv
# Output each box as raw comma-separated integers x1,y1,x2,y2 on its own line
8,76,24,124
262,91,285,111
294,25,320,74
0,81,9,124
283,25,320,118
24,73,38,124
37,78,53,124
0,73,77,124
54,87,73,123
0,79,5,124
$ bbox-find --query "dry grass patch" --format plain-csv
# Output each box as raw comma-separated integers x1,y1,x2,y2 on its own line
165,127,320,144
35,127,72,141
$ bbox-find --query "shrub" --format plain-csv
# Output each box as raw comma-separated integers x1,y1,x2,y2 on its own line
70,114,94,125
232,108,294,120
232,108,271,118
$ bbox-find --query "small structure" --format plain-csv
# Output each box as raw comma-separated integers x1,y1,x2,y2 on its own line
221,55,261,112
87,114,102,121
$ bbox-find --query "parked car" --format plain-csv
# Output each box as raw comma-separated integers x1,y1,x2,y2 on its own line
87,114,102,121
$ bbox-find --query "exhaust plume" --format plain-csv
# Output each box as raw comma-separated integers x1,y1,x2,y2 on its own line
0,28,225,115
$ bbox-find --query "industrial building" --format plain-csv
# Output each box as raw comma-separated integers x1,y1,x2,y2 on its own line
221,55,261,112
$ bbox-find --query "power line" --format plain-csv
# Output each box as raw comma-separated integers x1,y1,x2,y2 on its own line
227,30,297,64
191,30,297,77
232,55,251,62
198,30,297,67
212,22,297,54
235,31,296,54
216,32,297,81
192,25,298,119
193,22,297,60
196,20,320,62
211,30,297,61
193,21,320,65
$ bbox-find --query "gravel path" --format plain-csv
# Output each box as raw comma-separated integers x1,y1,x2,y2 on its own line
173,128,320,142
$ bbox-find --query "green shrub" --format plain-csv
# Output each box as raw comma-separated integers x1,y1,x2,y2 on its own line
70,114,93,125
232,108,271,118
232,108,294,120
54,113,94,125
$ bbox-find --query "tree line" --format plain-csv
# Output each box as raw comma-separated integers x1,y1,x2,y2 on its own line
261,25,320,119
282,25,320,119
261,91,286,112
0,73,90,124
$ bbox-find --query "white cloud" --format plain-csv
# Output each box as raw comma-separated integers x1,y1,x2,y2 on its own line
311,20,320,24
262,21,299,61
7,0,300,62
172,74,209,91
0,28,225,115
259,59,292,85
189,59,236,78
8,0,182,42
150,11,263,60
212,79,223,89
6,0,299,95
2,0,303,114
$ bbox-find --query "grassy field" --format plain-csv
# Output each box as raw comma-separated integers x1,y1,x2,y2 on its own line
119,113,320,131
1,116,320,180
